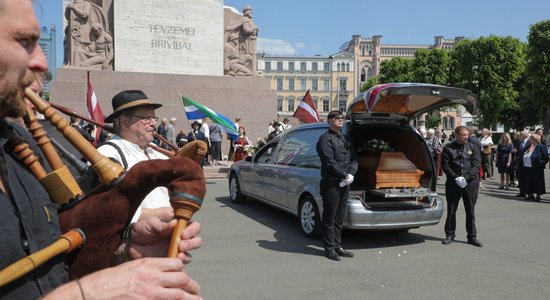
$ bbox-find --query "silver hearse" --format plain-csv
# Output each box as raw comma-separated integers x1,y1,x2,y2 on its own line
229,83,477,237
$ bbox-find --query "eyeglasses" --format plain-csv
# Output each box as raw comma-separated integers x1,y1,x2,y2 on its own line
126,114,159,122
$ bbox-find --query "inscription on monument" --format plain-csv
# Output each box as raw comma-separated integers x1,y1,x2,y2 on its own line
114,0,223,76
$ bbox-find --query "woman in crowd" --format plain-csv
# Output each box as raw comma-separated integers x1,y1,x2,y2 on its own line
495,133,514,190
522,134,549,201
535,128,547,146
233,126,251,162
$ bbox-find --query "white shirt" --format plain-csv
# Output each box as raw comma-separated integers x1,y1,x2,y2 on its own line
480,135,493,147
98,135,170,222
200,123,210,139
523,148,533,168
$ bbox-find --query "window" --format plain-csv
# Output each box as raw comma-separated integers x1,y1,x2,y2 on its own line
324,62,330,71
300,78,307,91
323,97,330,112
287,97,295,112
346,63,350,72
273,128,325,168
323,78,330,91
300,62,306,71
265,62,271,70
312,78,318,91
288,62,295,71
361,69,366,82
277,96,283,111
277,78,283,91
337,63,341,72
339,99,347,112
277,62,283,70
443,116,455,129
312,62,318,71
339,78,347,92
254,143,277,164
312,96,319,110
288,78,295,91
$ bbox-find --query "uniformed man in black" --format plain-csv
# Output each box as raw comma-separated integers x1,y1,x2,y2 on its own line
441,125,483,247
316,110,358,261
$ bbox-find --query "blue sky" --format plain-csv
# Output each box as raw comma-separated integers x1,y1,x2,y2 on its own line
36,0,549,68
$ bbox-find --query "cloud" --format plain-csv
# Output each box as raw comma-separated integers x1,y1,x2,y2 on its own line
257,37,297,55
294,42,305,49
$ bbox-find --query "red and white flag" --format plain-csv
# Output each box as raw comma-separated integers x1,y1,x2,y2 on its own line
87,73,105,147
293,90,321,123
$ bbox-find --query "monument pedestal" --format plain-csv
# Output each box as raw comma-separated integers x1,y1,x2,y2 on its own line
50,68,276,153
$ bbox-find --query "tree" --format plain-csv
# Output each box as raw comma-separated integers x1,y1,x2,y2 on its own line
378,57,413,83
359,76,379,93
525,20,550,133
449,36,526,128
412,48,450,85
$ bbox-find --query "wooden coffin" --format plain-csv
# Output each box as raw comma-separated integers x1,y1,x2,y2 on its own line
356,151,424,189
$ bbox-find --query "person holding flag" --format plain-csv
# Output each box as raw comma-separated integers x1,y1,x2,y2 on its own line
87,72,106,146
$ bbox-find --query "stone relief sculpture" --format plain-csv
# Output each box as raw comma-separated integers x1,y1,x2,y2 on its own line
224,5,259,76
224,33,252,76
64,0,113,70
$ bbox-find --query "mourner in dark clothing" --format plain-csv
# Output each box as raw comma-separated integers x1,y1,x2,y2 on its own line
515,130,531,198
316,110,358,261
522,134,549,201
441,126,483,247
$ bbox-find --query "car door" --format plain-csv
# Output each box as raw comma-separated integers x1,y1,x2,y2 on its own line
239,143,277,199
262,127,326,208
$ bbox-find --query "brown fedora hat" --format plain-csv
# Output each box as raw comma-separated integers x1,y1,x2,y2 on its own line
104,90,162,123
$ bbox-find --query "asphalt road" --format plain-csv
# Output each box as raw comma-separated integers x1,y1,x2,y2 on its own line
189,172,550,300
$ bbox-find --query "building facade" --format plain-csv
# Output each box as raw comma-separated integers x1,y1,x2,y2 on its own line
39,24,57,91
258,35,467,124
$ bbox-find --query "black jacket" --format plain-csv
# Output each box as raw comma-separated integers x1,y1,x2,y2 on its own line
442,140,481,184
316,129,358,180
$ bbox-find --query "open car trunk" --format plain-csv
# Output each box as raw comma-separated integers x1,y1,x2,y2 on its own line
348,124,438,210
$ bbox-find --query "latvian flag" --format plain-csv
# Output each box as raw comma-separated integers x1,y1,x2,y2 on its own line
293,90,321,123
87,73,105,147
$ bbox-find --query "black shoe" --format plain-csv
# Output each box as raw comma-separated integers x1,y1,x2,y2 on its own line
535,195,541,201
441,236,454,245
515,193,525,197
528,195,535,201
324,250,340,261
467,238,483,247
335,247,354,258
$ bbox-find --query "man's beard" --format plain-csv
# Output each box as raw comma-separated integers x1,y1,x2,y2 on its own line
0,72,35,118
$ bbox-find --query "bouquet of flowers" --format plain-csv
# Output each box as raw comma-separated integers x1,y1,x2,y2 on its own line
364,138,393,152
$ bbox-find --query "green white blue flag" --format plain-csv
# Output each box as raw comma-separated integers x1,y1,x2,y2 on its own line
181,96,238,140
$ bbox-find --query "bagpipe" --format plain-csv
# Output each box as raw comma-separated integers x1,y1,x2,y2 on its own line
0,88,208,286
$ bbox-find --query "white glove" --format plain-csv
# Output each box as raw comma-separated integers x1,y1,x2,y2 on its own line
339,174,354,187
455,176,467,188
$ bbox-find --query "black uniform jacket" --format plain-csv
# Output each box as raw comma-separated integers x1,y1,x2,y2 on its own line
316,129,358,180
442,140,481,184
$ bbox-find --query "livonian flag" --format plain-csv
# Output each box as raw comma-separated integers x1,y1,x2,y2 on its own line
293,90,321,123
181,96,238,140
87,72,105,147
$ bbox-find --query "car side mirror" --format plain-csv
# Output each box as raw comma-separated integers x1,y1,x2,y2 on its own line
245,156,253,162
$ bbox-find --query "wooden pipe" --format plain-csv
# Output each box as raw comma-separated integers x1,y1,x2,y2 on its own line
0,229,85,287
25,88,125,185
23,105,84,204
50,102,179,152
167,190,203,258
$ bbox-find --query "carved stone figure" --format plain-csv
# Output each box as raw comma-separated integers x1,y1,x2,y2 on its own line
224,33,252,76
73,23,113,69
64,0,113,70
224,5,259,76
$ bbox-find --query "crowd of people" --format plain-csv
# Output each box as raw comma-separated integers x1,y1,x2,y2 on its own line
422,126,549,202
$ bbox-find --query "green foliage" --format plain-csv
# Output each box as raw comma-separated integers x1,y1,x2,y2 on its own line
359,76,379,93
449,36,526,127
425,111,442,129
412,48,450,85
378,57,413,83
525,20,550,130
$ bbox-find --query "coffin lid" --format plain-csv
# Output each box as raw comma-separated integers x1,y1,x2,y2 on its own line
346,83,477,121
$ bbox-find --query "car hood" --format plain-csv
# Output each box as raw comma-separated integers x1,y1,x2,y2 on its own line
346,83,477,122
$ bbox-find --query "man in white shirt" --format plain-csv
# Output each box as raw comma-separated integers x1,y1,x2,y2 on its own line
480,128,494,179
282,117,292,130
99,90,171,222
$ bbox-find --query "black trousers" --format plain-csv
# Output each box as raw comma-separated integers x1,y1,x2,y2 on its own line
320,178,349,251
444,180,479,239
210,141,222,160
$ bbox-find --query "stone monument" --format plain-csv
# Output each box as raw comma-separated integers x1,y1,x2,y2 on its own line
53,0,275,148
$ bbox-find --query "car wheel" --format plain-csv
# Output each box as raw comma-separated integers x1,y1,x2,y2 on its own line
299,195,322,238
229,173,246,203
